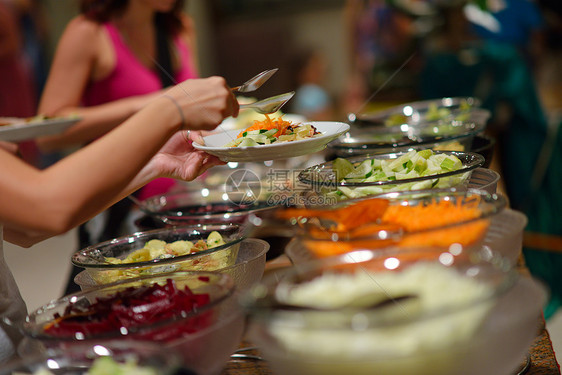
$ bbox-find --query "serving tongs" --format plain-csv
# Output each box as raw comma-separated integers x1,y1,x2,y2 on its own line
231,69,294,114
231,68,278,93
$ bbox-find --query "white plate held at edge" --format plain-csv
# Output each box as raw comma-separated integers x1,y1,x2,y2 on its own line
193,121,350,162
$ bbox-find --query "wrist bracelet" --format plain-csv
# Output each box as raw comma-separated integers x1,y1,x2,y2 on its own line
162,94,186,128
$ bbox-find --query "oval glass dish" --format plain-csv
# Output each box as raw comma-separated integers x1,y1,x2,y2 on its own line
20,271,244,375
242,247,546,375
348,96,483,126
135,185,278,226
298,150,485,201
71,224,244,285
330,110,489,157
75,238,270,292
278,188,507,259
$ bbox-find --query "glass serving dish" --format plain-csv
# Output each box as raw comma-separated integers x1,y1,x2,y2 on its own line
75,238,270,292
278,188,507,259
330,109,489,158
1,340,181,375
242,248,547,375
470,133,496,168
134,181,298,260
19,271,244,375
71,224,244,285
135,184,280,226
297,151,485,202
348,96,483,126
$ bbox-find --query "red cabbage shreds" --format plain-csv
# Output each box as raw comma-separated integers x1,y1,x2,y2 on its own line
44,279,214,341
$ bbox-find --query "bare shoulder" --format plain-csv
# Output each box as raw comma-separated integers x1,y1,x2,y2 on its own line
179,13,196,36
60,15,104,49
51,15,109,65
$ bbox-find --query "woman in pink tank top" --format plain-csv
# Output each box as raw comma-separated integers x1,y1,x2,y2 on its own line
37,0,201,293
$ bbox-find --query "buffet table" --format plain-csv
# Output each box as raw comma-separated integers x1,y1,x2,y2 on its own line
222,328,560,375
221,256,561,375
221,321,560,375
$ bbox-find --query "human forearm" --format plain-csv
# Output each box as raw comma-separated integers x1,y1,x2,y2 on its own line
0,96,180,238
36,91,164,152
1,77,236,246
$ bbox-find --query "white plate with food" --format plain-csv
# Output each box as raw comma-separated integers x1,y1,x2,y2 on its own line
0,115,80,142
193,120,350,162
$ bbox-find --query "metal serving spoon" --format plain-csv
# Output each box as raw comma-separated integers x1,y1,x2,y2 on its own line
239,91,295,115
231,68,278,93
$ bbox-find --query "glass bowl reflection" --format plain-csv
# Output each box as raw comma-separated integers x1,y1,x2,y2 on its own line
21,271,244,375
71,224,244,285
242,247,546,375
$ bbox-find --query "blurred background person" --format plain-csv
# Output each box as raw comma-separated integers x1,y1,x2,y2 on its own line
0,0,38,164
419,0,562,319
289,48,335,121
36,0,200,294
343,0,418,115
464,0,545,70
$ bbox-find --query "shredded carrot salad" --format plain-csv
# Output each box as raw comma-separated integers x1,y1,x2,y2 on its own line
237,114,293,138
279,196,490,257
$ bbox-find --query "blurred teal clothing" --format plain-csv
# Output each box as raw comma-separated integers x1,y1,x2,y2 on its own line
420,40,562,318
293,84,330,118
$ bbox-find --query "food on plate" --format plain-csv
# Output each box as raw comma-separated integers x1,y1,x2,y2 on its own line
27,356,158,375
278,196,490,257
224,115,320,147
266,262,494,374
328,150,470,200
44,278,213,341
0,114,78,127
104,231,225,264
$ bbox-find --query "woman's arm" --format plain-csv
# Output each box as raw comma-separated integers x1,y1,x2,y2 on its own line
35,16,163,152
178,13,200,76
2,77,236,247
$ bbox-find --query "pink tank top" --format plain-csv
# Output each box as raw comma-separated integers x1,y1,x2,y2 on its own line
82,22,198,200
83,22,197,106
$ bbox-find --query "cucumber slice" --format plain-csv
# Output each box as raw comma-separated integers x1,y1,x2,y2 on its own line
332,158,355,181
345,159,374,179
224,137,245,147
244,134,269,144
417,149,434,159
262,128,278,137
238,137,259,147
440,155,463,171
338,186,359,199
411,179,434,190
387,150,416,172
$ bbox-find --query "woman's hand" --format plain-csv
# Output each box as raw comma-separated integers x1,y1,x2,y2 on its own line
164,76,239,132
135,131,225,185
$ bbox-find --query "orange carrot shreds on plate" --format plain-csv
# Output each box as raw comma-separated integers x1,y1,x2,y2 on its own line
236,114,293,138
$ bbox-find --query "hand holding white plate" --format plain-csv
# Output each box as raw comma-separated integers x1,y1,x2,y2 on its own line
192,121,350,162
